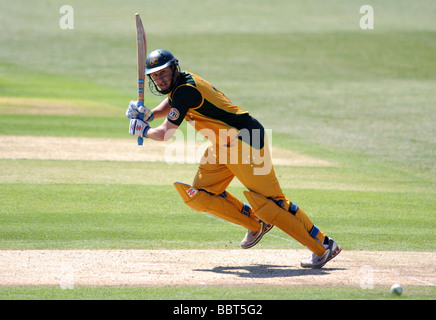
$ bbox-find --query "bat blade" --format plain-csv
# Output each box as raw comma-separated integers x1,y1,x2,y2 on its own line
135,13,147,145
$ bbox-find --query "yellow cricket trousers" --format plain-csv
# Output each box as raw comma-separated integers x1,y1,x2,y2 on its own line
186,136,327,254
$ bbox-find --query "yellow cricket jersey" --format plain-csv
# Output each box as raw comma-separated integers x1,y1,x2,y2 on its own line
167,71,264,149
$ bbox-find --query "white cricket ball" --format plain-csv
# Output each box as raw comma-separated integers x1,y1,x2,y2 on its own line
390,283,403,296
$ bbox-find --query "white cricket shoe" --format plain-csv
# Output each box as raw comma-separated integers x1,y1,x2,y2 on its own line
240,222,274,249
300,238,342,269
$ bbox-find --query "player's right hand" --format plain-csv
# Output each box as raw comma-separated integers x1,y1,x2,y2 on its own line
125,101,154,121
129,118,150,137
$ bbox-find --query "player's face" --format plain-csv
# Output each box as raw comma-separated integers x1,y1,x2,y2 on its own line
150,67,173,91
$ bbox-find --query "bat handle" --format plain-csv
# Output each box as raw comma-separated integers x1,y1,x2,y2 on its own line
137,100,145,146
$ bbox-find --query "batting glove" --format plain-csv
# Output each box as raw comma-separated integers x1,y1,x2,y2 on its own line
129,118,151,138
125,101,154,121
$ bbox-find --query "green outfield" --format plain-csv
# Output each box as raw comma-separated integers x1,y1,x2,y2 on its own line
0,0,435,300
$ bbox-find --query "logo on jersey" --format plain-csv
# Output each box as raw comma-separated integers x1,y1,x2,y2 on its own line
168,108,180,121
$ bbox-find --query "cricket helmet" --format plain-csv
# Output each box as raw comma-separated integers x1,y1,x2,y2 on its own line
145,49,179,75
145,49,180,95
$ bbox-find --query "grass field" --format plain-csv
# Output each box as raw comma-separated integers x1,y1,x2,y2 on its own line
0,0,435,302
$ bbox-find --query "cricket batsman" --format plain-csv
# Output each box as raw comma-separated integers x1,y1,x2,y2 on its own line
126,49,341,268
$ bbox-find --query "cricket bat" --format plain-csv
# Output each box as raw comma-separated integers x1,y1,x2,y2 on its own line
135,13,147,145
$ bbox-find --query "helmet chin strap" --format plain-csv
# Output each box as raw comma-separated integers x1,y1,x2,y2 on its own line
148,65,180,95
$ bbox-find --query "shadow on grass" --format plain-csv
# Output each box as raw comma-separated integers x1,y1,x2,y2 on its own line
194,264,345,279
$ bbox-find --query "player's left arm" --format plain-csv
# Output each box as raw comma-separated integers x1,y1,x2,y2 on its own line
145,86,198,141
150,98,171,119
129,85,199,141
125,98,171,121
